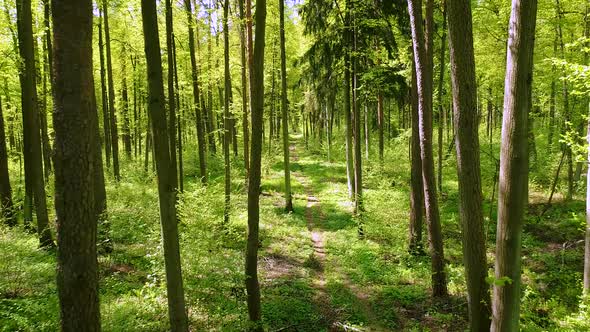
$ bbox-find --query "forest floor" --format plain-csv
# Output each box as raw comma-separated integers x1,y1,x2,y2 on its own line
1,132,589,331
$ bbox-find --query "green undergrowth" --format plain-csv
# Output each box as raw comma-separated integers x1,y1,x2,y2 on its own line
0,129,589,331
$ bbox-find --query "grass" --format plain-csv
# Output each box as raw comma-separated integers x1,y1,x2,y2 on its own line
1,128,589,331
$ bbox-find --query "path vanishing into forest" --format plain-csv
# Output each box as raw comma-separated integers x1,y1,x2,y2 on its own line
280,141,388,332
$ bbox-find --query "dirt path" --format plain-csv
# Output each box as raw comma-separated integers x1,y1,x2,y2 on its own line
290,143,388,332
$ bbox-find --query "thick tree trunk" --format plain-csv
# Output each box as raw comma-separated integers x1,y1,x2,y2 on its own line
104,2,120,180
51,1,100,329
246,0,266,328
184,0,207,182
491,0,538,330
140,1,188,330
279,0,292,212
447,0,491,329
407,0,448,297
17,0,54,248
0,98,15,226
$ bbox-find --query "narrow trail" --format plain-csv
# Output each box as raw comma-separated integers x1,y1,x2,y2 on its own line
289,142,389,332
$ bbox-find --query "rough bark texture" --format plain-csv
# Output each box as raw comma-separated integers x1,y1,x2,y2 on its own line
279,0,292,212
436,1,446,192
0,98,15,226
51,0,100,329
491,0,538,330
16,0,54,248
165,0,178,190
407,0,447,297
351,0,363,214
447,0,491,329
184,0,207,182
104,1,120,181
344,2,354,199
140,0,188,330
237,0,250,184
98,10,111,169
246,0,266,328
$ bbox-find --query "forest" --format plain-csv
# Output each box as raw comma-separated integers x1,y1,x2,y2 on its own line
0,0,589,331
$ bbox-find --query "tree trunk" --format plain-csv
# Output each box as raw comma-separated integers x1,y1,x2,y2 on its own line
437,1,446,192
16,0,54,248
582,2,590,296
246,0,266,328
352,1,363,215
491,0,538,330
184,0,207,182
51,1,100,329
140,1,188,330
279,0,293,212
104,2,120,181
237,0,250,184
409,62,424,254
0,98,15,226
407,0,447,297
40,0,52,178
98,10,111,169
165,0,178,190
344,4,354,199
378,93,384,163
447,0,491,329
121,57,132,159
223,0,231,224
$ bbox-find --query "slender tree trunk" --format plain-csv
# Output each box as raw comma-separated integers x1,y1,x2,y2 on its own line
184,0,207,182
409,62,424,254
352,2,363,215
407,0,448,297
378,93,384,163
16,0,54,248
98,10,111,169
582,3,590,296
104,2,120,181
121,56,132,159
447,0,491,329
51,1,100,329
165,0,178,190
491,0,538,330
364,104,369,161
223,0,231,224
140,1,188,330
344,4,354,199
238,0,250,184
0,98,15,226
246,0,266,328
279,0,292,212
173,38,184,193
437,1,446,192
548,35,557,150
40,0,52,178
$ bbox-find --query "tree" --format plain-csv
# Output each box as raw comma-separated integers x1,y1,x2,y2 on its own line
140,0,188,330
184,0,207,183
104,0,120,181
0,97,15,226
407,0,447,297
165,0,178,190
16,0,54,248
51,0,100,329
246,0,266,328
237,0,250,184
409,61,424,254
223,0,231,223
98,8,111,169
447,0,491,329
279,0,293,212
492,0,538,330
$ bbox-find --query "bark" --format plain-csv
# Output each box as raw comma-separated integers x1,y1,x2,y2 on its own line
98,9,111,169
378,93,384,163
0,98,15,226
165,0,178,189
40,0,52,178
223,0,231,223
407,0,447,297
237,0,250,184
121,56,132,158
184,0,207,182
491,0,538,330
104,1,120,181
279,0,293,212
51,1,100,329
246,0,266,328
17,0,54,248
140,0,188,330
437,1,446,192
344,3,354,199
409,62,424,253
447,0,491,328
352,1,363,215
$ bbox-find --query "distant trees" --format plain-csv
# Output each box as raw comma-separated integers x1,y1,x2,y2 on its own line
0,97,14,226
492,0,538,330
279,0,293,212
51,0,100,329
